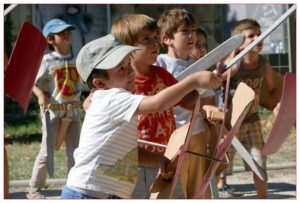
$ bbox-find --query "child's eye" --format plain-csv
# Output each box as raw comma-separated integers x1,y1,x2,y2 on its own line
178,29,196,35
247,34,255,38
181,29,189,34
143,37,150,43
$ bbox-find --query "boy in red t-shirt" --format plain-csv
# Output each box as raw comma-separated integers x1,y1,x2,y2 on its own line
112,14,198,198
83,14,222,199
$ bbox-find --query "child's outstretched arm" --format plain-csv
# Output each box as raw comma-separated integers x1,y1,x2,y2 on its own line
135,71,221,115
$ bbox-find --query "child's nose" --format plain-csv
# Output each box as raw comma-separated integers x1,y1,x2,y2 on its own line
189,32,196,39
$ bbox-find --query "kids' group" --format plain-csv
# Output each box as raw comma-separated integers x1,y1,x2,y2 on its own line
27,8,280,199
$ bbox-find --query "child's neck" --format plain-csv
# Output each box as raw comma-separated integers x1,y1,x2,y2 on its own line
53,45,70,56
131,62,151,76
167,48,190,60
242,53,260,68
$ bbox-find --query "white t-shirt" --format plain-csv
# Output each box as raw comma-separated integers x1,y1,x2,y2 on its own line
66,88,144,199
156,54,195,78
156,54,214,133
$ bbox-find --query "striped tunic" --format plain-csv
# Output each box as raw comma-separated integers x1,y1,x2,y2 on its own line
66,88,144,198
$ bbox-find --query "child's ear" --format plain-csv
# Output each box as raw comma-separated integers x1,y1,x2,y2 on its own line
161,34,172,46
92,78,106,89
46,36,55,45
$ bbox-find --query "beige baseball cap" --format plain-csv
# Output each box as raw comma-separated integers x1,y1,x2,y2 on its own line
76,34,140,83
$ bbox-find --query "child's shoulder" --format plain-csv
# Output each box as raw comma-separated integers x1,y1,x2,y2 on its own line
151,64,173,75
157,53,169,60
156,54,177,65
150,65,177,83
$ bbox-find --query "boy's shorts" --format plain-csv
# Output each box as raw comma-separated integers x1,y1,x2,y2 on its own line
225,120,267,175
61,186,121,199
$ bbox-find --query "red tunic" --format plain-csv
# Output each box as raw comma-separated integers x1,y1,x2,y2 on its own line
134,65,178,154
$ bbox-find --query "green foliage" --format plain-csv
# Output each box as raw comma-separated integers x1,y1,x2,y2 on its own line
4,95,41,140
4,14,15,55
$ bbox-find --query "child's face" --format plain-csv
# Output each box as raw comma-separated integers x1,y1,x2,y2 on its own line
105,55,136,92
132,29,160,66
240,27,263,53
48,29,72,49
190,33,207,60
171,24,196,55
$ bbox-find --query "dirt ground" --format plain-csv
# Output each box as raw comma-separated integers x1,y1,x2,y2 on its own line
8,167,296,199
224,167,296,199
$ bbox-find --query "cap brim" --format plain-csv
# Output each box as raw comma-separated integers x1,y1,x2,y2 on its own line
96,45,140,70
50,24,75,34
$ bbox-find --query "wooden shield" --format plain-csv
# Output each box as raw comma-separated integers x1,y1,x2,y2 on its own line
194,82,255,198
262,73,296,155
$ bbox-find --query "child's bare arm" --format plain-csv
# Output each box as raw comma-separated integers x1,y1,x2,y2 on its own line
135,71,221,115
263,60,281,102
32,85,49,112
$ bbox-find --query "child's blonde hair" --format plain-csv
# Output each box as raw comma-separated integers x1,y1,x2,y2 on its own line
111,14,157,46
157,9,196,40
231,18,261,36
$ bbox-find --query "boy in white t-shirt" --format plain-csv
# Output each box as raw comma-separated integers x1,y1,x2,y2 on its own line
60,34,222,199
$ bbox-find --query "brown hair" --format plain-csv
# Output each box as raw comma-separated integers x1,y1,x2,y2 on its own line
157,9,196,40
231,18,261,36
86,69,109,90
111,14,157,46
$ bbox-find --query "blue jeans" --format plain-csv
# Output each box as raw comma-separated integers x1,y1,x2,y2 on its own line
61,186,95,199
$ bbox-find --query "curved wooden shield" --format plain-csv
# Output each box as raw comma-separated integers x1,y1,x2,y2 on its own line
262,73,296,155
194,82,255,198
150,98,201,199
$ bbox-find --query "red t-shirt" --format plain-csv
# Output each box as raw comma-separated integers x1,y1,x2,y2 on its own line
134,65,178,154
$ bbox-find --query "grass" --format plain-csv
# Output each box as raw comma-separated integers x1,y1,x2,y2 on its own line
233,112,296,167
5,111,296,181
6,142,68,180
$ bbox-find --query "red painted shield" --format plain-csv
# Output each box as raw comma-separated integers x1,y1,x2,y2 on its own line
4,22,47,112
262,73,296,155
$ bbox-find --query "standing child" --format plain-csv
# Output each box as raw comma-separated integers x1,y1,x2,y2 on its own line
219,18,281,199
189,27,217,109
111,14,201,198
61,34,221,199
156,9,217,198
190,27,208,60
27,19,82,199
